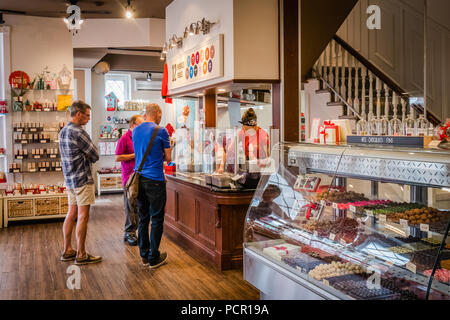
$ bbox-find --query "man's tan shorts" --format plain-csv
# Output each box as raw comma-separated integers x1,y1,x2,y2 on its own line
68,184,95,206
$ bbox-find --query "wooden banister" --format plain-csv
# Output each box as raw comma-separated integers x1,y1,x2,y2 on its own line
333,35,441,126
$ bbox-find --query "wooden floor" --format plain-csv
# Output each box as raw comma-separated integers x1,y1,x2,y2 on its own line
0,194,260,300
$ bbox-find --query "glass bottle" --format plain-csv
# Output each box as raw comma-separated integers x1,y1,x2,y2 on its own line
414,114,429,136
403,113,416,136
388,115,403,136
356,113,368,136
378,115,389,136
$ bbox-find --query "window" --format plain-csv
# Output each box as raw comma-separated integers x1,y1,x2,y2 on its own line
104,74,131,109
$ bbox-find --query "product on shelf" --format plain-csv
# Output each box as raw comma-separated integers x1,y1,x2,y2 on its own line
308,261,367,280
316,190,368,203
441,260,450,270
0,147,6,155
97,166,121,174
0,171,6,183
410,248,450,272
281,251,324,272
0,100,8,114
3,183,67,196
423,269,450,283
300,217,360,244
262,243,302,261
393,207,450,227
330,276,399,300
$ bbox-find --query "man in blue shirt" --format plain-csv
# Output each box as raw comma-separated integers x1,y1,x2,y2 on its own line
133,103,173,269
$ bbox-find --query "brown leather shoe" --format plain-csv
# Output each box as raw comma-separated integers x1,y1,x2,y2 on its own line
60,250,77,262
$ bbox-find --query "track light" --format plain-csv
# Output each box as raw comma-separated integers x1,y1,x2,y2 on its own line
189,23,196,36
183,27,189,39
162,42,168,54
146,72,152,81
125,0,133,19
160,53,165,61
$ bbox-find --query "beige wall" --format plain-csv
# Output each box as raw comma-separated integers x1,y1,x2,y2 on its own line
5,15,74,86
233,0,279,80
74,70,85,102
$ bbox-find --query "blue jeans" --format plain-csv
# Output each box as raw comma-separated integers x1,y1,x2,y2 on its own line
137,176,166,264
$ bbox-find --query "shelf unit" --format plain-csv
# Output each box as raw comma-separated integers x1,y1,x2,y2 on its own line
2,192,68,228
10,88,71,184
97,172,122,196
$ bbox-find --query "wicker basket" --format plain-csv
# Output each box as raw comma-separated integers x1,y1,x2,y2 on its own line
35,198,60,216
60,196,69,214
8,199,34,218
100,177,117,189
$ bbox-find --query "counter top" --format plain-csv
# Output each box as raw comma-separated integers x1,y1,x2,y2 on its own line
166,172,256,194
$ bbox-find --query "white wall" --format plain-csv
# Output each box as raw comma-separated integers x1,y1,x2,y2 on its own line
165,0,235,95
72,18,165,48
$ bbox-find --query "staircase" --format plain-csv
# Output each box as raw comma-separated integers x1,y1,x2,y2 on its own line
305,35,441,136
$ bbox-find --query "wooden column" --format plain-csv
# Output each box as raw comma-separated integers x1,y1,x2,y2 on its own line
204,93,216,128
283,0,299,142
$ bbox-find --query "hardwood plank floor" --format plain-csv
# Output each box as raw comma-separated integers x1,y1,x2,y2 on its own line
0,194,260,300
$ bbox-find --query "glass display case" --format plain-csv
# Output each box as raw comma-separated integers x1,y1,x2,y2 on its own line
173,126,279,191
243,142,450,300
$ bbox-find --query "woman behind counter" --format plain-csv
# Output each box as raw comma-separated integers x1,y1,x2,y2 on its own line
217,108,270,175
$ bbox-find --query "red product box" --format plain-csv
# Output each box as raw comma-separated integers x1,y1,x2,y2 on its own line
164,164,176,174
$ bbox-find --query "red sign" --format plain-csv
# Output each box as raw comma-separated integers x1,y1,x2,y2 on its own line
9,71,30,89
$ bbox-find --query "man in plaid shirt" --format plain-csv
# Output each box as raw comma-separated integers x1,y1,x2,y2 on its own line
59,100,101,265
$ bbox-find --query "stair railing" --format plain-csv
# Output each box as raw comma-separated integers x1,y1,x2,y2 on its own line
313,35,441,126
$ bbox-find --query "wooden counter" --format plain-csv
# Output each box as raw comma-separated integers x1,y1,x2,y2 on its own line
164,174,255,271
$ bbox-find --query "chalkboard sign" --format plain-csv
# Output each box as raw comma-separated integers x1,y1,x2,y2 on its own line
347,135,427,148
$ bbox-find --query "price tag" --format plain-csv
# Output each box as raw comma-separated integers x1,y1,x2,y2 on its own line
420,224,430,232
332,203,338,209
26,192,34,196
379,215,387,223
16,156,23,160
17,128,23,132
366,210,373,217
55,168,62,171
406,262,417,274
50,155,56,158
400,219,409,227
340,239,347,246
384,260,394,267
40,140,46,143
349,205,356,213
296,266,303,273
321,200,326,206
48,191,56,195
34,155,40,159
39,168,46,172
30,128,36,132
21,140,27,144
313,231,318,237
323,279,330,286
329,233,336,241
13,169,19,173
6,193,13,197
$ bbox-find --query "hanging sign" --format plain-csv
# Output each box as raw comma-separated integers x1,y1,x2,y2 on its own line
9,71,30,89
167,34,224,91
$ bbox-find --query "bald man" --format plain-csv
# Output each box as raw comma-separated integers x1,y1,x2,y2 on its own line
132,103,174,269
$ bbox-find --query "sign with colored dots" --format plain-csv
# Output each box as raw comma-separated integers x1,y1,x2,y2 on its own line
167,34,224,91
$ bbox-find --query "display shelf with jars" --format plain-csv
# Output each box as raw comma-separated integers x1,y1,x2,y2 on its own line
243,142,450,300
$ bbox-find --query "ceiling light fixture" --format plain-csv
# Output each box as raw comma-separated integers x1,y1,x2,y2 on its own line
165,18,217,52
162,42,168,54
183,27,189,39
146,72,152,81
125,0,133,19
189,23,196,36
